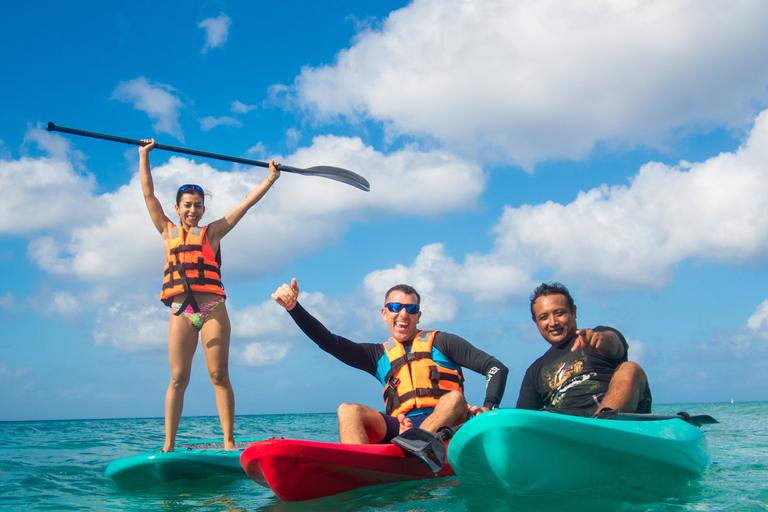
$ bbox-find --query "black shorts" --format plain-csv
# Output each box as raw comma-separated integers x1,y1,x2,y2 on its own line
636,380,653,414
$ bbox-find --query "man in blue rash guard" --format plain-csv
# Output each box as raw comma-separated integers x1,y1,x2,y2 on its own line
273,279,509,444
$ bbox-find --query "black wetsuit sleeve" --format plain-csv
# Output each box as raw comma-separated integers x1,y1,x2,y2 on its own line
515,366,543,410
434,332,509,409
287,302,382,376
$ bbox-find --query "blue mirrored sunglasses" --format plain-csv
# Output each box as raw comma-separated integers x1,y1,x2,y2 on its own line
385,302,420,314
178,184,204,193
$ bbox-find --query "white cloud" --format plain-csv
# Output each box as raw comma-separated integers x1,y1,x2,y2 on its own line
0,293,13,310
199,116,243,131
51,291,81,317
0,130,107,235
285,128,300,147
93,298,169,351
246,142,266,157
198,13,232,54
746,299,768,339
23,124,87,166
0,364,32,381
287,0,768,168
364,244,462,324
488,108,768,290
625,338,656,367
236,342,290,366
111,77,186,142
231,100,257,114
17,135,482,283
362,107,768,302
278,135,483,218
230,299,293,338
90,291,327,355
364,243,535,323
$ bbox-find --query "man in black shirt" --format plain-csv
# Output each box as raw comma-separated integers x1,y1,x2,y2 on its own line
516,282,651,416
273,279,509,444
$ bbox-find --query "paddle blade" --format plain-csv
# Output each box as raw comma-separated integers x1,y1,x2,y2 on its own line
688,415,719,427
391,428,446,475
278,164,370,192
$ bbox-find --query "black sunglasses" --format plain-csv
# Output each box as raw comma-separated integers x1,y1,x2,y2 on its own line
385,302,420,314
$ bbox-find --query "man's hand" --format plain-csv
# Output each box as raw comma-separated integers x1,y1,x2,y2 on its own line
272,278,300,311
572,328,624,359
468,406,490,418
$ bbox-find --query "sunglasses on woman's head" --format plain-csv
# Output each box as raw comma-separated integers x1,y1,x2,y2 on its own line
385,302,420,314
178,184,204,193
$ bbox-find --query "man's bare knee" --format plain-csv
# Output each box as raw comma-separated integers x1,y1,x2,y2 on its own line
614,361,647,386
438,390,467,410
337,402,366,421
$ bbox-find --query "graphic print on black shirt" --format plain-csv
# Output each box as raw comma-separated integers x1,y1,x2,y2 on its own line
541,351,606,409
516,327,628,414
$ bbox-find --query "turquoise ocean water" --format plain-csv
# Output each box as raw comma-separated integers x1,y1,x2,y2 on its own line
1,402,766,511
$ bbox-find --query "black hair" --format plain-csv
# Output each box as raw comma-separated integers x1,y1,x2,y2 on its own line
385,284,421,305
530,282,575,319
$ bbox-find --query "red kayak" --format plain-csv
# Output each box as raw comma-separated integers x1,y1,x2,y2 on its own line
240,438,455,501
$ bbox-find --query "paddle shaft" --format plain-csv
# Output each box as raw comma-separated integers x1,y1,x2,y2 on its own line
45,122,370,191
48,122,300,171
614,412,718,427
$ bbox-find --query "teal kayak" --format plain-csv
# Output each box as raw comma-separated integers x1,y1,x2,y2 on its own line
447,409,709,495
105,437,268,486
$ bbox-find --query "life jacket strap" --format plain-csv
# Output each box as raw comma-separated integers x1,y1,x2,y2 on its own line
384,351,433,383
169,243,204,255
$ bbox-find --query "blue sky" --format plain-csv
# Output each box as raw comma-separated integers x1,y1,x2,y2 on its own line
2,0,768,423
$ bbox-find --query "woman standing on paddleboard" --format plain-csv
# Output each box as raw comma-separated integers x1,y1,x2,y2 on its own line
139,138,280,452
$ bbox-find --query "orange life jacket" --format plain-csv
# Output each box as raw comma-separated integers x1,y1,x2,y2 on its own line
160,225,225,313
382,330,464,417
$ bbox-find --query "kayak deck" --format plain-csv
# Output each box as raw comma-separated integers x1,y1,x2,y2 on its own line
448,409,709,496
241,438,455,502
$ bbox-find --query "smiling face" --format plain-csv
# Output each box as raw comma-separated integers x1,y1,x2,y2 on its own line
381,290,421,342
531,293,578,347
174,192,205,228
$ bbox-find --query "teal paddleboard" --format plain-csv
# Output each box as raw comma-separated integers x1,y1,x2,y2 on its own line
447,409,709,496
105,437,267,485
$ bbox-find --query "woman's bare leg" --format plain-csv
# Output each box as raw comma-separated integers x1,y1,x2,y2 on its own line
164,313,199,452
200,303,236,450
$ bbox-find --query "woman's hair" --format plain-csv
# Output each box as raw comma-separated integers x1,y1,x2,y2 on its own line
176,184,206,206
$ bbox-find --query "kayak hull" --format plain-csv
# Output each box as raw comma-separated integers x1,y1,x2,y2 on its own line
241,438,455,502
447,409,708,496
105,437,268,485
